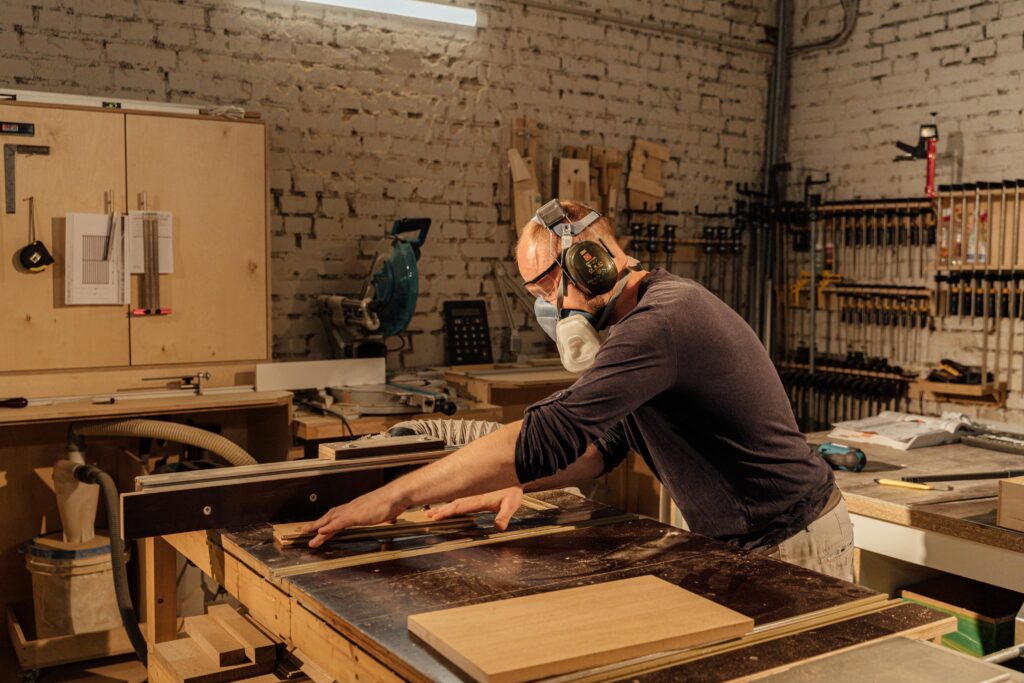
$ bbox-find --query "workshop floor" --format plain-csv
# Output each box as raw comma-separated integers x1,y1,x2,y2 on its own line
0,649,145,683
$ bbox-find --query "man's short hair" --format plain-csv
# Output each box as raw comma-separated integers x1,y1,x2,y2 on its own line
517,200,617,257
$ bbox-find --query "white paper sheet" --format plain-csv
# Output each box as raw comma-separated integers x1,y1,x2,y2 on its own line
65,212,130,305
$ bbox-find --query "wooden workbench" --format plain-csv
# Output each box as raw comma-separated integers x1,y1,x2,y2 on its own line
150,491,953,682
812,431,1024,593
442,362,578,422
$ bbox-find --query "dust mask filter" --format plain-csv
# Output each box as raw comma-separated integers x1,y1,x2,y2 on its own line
555,313,602,374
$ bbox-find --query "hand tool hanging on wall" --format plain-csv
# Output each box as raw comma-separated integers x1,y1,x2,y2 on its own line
894,113,939,198
17,195,54,272
3,143,50,213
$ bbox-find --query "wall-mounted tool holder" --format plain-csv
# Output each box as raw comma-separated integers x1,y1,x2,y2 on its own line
933,180,1024,399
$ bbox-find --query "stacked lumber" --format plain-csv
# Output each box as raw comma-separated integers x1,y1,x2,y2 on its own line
273,509,476,547
150,605,277,683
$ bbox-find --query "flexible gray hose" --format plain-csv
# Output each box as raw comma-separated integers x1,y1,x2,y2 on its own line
73,419,256,466
72,462,148,667
387,418,503,446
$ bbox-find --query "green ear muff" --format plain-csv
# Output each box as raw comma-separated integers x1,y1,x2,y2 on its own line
562,240,618,296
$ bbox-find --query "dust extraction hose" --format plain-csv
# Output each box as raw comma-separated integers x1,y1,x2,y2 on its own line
387,418,503,446
64,419,257,667
72,419,257,467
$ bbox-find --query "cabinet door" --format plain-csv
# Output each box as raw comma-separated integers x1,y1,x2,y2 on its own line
0,105,129,372
125,115,268,365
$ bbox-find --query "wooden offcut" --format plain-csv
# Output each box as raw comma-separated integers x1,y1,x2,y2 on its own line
183,615,247,667
406,575,753,683
273,508,476,547
151,635,274,683
207,604,276,664
998,475,1024,532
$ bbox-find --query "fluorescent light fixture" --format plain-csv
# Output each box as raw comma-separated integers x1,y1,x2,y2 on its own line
308,0,477,27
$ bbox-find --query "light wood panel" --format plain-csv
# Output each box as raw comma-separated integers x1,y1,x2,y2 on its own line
406,575,753,683
125,114,268,365
0,103,129,371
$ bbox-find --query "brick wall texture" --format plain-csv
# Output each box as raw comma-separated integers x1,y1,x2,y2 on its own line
789,0,1024,419
0,0,774,368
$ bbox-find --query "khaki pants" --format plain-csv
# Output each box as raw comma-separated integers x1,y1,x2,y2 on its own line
766,496,855,583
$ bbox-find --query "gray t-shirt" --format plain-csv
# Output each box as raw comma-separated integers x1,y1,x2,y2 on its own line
515,269,834,549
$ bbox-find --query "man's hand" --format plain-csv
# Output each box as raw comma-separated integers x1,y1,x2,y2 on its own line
301,490,405,549
425,486,524,531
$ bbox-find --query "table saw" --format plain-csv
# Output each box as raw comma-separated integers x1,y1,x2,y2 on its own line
125,438,955,682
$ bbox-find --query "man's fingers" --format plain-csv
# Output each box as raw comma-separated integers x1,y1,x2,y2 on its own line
300,512,332,534
494,494,520,531
308,530,336,548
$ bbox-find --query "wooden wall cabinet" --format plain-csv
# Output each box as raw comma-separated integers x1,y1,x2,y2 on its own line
0,102,269,390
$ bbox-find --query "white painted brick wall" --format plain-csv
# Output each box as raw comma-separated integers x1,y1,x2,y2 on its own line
1,0,773,368
789,0,1024,418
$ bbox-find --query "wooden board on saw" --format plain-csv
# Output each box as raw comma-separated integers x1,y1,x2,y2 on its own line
273,509,477,547
407,575,752,683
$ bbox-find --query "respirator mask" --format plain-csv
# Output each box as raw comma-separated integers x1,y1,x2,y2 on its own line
526,199,638,373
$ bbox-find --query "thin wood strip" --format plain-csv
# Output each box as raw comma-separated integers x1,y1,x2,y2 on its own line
728,615,956,682
272,514,637,579
545,596,897,683
273,512,476,547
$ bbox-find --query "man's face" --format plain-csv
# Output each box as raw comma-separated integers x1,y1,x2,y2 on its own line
517,233,601,314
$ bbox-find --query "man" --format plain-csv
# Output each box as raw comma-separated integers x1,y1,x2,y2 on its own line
303,200,854,581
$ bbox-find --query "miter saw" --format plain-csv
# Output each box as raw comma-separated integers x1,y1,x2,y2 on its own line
317,218,430,359
314,218,458,416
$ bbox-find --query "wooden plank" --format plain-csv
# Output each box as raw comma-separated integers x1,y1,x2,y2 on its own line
6,604,134,670
557,157,591,202
407,575,753,683
998,476,1024,532
272,514,635,579
164,531,226,584
273,509,476,547
0,103,130,372
182,615,247,667
235,555,291,641
207,604,276,664
316,435,446,460
0,389,291,426
565,601,950,682
142,536,178,645
0,360,262,402
152,636,273,683
126,114,268,365
291,601,403,683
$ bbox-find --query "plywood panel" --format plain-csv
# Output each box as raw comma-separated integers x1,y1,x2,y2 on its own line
406,575,753,683
126,115,267,365
0,103,129,371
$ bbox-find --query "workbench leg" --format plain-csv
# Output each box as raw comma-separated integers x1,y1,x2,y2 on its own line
140,536,177,645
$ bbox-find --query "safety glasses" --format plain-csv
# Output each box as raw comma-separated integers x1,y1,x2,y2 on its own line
523,258,562,301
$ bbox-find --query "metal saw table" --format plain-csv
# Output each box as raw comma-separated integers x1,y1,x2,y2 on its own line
144,490,954,682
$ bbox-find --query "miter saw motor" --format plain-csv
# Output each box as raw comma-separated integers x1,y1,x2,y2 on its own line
317,218,431,358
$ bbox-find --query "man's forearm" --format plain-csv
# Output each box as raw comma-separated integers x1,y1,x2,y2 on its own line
523,444,605,492
387,420,525,509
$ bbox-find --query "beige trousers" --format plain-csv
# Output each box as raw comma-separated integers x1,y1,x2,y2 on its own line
766,497,855,583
